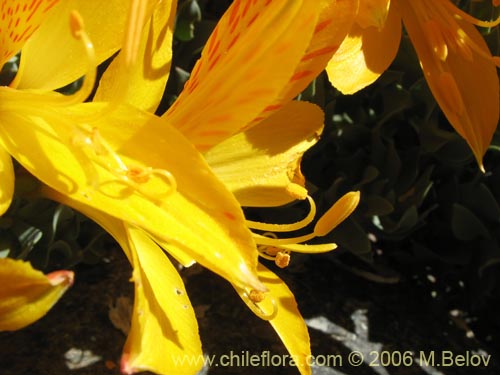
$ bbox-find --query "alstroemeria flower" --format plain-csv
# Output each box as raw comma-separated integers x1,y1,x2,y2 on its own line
0,0,264,342
326,0,500,169
3,0,359,374
89,1,360,374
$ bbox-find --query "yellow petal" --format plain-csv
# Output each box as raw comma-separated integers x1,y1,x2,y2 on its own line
236,263,312,375
269,0,359,106
0,147,14,215
15,0,128,90
205,101,324,207
163,0,322,152
63,206,202,375
399,0,499,169
0,0,60,67
122,226,202,375
356,0,391,29
326,2,402,94
0,258,73,331
0,90,263,292
94,0,176,113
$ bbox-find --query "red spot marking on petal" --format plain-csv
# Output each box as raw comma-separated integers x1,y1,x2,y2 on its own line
227,33,240,51
208,53,221,71
301,46,339,61
241,0,252,18
206,26,219,56
247,13,259,28
208,38,220,61
228,0,241,27
263,104,282,112
224,211,237,221
290,70,313,82
314,19,332,34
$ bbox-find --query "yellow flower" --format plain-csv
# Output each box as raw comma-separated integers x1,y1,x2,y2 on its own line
326,0,500,170
85,1,360,374
1,0,359,374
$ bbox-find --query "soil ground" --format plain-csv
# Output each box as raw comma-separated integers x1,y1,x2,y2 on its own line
1,246,499,375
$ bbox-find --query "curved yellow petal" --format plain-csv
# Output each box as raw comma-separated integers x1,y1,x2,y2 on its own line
205,101,324,207
0,147,14,215
0,90,263,292
270,0,359,105
16,0,128,90
94,0,176,113
0,258,73,331
399,0,499,169
327,2,402,94
163,0,321,152
236,263,312,375
121,226,202,375
356,0,391,29
0,0,60,67
62,206,202,375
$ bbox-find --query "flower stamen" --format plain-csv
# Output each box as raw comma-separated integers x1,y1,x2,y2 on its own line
252,191,360,266
59,10,96,106
71,126,177,205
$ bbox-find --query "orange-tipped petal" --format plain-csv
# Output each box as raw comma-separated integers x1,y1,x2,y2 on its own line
0,258,73,331
0,147,14,215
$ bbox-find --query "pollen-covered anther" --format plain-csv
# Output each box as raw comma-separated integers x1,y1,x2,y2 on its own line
125,166,178,198
249,289,265,303
72,127,177,200
238,288,277,321
69,10,85,39
274,251,290,269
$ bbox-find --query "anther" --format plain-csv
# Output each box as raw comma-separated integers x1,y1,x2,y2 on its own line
249,289,265,303
69,10,85,39
314,191,360,237
238,288,278,321
274,252,290,268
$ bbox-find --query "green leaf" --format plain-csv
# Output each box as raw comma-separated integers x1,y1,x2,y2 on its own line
451,204,490,241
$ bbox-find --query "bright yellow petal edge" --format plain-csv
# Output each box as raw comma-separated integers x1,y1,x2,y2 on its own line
0,147,14,215
0,258,74,331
